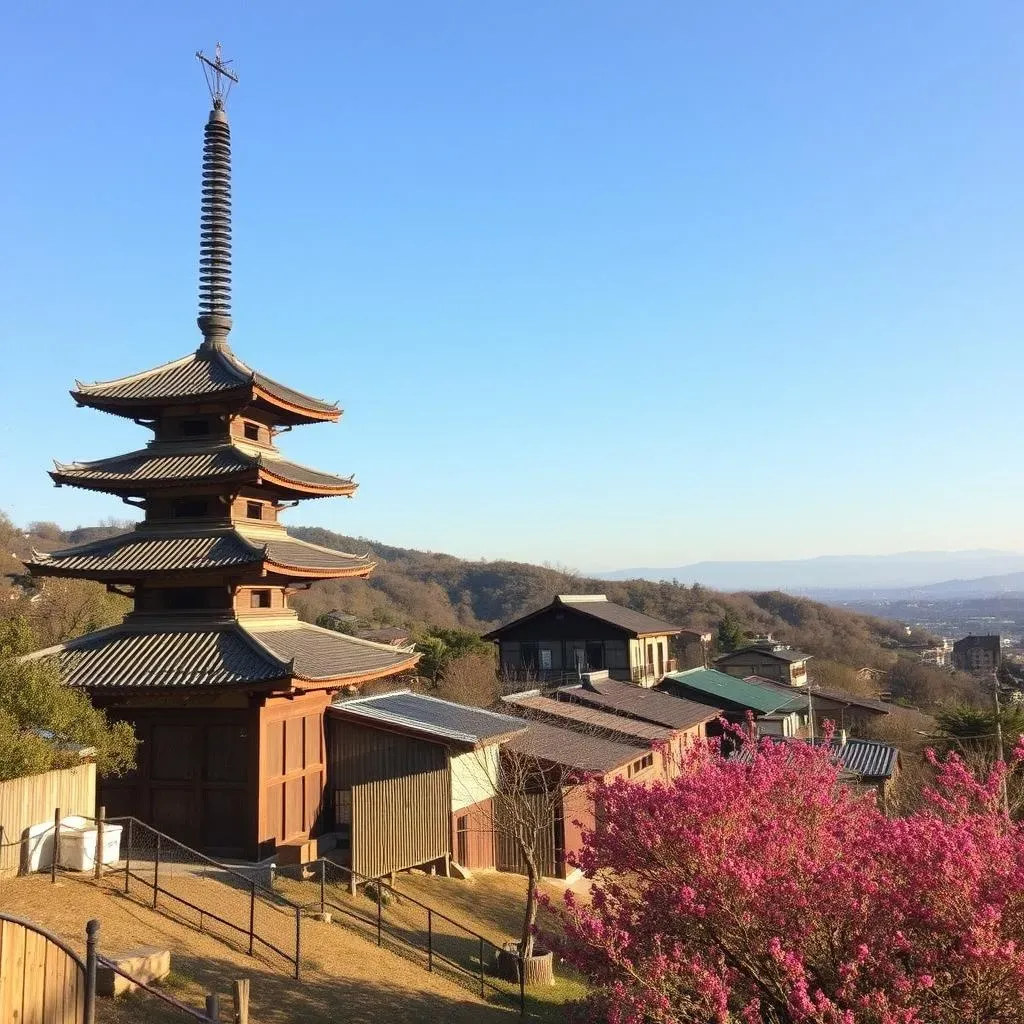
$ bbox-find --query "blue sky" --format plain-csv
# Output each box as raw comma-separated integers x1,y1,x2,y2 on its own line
1,2,1022,570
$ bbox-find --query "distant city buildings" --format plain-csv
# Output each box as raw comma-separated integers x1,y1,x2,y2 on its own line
952,634,1001,674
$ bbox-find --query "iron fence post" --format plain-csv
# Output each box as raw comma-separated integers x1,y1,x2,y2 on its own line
376,883,382,947
51,807,60,884
153,833,160,908
294,905,302,980
248,880,256,956
124,818,133,894
479,936,485,997
94,806,105,881
84,918,99,1024
320,858,325,915
427,909,432,972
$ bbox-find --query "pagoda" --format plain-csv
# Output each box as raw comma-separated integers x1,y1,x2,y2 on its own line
24,48,418,858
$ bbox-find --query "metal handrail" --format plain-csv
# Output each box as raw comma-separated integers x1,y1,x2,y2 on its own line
95,955,210,1021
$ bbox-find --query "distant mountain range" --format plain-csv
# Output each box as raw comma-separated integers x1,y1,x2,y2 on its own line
596,550,1024,596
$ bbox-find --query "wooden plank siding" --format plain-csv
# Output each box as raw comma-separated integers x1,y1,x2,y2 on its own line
259,691,330,857
495,792,562,878
0,918,85,1024
451,798,496,871
327,719,451,880
0,764,96,877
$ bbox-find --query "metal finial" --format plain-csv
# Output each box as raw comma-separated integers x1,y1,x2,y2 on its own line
196,43,238,109
195,45,237,349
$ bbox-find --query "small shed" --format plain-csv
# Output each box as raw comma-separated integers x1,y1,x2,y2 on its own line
326,691,526,878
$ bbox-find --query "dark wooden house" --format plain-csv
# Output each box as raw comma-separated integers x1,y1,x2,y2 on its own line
483,594,682,686
22,56,417,859
714,642,812,686
326,691,526,878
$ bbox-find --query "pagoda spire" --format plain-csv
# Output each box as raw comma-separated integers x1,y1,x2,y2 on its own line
196,45,238,351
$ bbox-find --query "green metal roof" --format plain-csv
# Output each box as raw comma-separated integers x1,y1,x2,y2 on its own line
660,668,805,716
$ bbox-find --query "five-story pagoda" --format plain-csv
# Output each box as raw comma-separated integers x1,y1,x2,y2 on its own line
24,48,418,858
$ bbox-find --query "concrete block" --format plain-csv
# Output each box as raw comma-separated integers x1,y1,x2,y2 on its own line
449,861,473,881
97,946,171,997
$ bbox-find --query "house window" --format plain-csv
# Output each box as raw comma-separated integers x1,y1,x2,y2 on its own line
180,419,210,437
172,498,208,518
520,642,539,671
585,641,604,670
627,753,654,779
243,422,260,441
250,590,272,609
538,648,553,671
646,643,654,672
456,815,469,866
246,501,263,520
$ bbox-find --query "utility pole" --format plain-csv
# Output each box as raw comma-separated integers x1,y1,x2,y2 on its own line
992,671,1010,817
806,681,815,744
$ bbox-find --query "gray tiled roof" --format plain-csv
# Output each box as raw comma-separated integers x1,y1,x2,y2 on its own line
502,692,671,743
503,719,643,774
559,677,720,730
51,444,354,493
330,691,527,746
717,644,811,665
29,618,416,689
30,623,290,689
482,594,680,640
247,623,417,681
733,737,900,781
72,348,338,416
26,529,373,578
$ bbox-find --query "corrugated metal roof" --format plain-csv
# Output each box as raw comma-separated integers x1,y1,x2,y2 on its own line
733,737,900,781
51,444,354,493
31,624,290,689
330,691,527,746
73,348,339,416
27,529,374,577
482,594,681,640
559,677,720,730
502,692,672,742
660,669,804,716
247,623,417,681
503,719,643,774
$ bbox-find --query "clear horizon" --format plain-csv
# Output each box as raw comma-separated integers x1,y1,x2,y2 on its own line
3,3,1022,567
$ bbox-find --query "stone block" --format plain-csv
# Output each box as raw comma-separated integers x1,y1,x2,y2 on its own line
97,946,171,997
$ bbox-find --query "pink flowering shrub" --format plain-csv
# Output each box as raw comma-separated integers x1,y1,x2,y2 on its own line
544,735,1024,1023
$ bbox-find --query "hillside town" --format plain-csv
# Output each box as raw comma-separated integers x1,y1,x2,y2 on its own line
3,26,1024,1024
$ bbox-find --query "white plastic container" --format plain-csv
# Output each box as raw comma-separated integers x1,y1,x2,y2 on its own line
58,818,123,872
25,815,123,872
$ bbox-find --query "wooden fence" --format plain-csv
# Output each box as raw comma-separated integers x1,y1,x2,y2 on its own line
0,764,97,877
0,915,96,1024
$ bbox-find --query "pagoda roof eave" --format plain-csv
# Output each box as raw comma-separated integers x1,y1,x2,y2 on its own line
70,348,341,426
24,527,377,582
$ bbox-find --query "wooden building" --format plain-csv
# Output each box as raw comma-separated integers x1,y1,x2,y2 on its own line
714,642,812,687
659,668,805,739
325,692,526,878
22,54,417,859
483,594,682,686
743,675,891,736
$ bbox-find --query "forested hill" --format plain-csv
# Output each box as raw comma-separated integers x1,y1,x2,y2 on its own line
288,526,918,669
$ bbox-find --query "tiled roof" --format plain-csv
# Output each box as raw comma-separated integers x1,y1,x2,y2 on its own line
482,594,680,640
27,618,417,689
716,644,811,665
659,668,804,716
747,677,891,715
559,677,720,730
502,692,671,743
26,623,290,689
503,719,643,774
733,737,900,781
51,444,354,494
246,622,417,681
72,347,339,417
329,691,527,746
26,529,374,578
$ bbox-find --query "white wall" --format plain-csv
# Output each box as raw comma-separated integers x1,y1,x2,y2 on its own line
450,744,500,812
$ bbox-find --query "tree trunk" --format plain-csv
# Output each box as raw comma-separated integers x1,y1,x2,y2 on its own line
521,856,538,959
